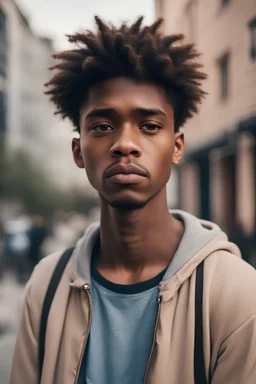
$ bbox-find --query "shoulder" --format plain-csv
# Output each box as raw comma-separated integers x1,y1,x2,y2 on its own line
25,251,67,313
30,251,64,285
205,249,256,297
16,250,67,339
205,250,256,340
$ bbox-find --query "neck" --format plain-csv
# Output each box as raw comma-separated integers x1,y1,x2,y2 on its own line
98,189,184,277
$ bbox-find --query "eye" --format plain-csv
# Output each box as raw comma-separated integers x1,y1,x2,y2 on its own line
92,124,114,132
140,123,162,132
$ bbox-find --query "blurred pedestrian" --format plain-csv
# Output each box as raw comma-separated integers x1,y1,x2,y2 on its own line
0,219,4,279
11,16,256,384
2,216,30,281
27,215,48,272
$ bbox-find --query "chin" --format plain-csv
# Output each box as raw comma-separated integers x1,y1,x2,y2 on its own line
109,199,147,210
99,189,156,211
105,191,151,210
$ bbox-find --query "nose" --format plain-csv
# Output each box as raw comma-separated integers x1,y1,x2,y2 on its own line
110,127,142,158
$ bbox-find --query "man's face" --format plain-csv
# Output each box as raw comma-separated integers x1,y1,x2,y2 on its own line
73,77,184,209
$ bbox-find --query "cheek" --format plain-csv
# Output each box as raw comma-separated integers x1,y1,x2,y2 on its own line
160,151,173,182
82,140,107,181
82,144,94,166
150,137,174,178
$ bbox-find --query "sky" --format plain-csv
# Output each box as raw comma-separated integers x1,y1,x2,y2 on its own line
16,0,155,49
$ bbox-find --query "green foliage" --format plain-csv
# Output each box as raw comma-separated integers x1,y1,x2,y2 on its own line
66,189,99,215
1,150,60,214
1,150,98,216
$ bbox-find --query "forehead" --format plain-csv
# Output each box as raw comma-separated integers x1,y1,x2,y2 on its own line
80,77,174,117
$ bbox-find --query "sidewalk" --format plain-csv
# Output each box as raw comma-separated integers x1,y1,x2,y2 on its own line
0,273,25,383
0,273,25,335
0,332,16,384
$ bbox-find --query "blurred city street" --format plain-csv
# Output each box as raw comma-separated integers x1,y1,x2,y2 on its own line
0,333,17,383
0,211,98,382
0,274,24,383
0,0,255,382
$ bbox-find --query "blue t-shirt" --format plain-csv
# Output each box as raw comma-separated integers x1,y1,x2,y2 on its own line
78,251,166,384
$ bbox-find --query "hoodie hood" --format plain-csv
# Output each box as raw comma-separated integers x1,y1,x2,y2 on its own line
72,210,241,288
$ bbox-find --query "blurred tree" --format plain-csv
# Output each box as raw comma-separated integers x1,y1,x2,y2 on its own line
1,150,61,215
66,189,99,215
1,150,98,216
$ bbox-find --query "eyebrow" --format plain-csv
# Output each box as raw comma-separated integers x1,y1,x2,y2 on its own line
85,107,167,120
134,108,167,118
86,108,116,120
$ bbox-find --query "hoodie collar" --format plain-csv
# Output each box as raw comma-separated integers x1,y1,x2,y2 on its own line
71,210,240,290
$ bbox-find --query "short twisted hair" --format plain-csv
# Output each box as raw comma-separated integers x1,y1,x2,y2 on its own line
45,16,207,132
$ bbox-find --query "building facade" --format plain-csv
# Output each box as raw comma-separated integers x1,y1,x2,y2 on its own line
155,0,256,263
0,4,7,145
0,0,89,192
0,0,55,161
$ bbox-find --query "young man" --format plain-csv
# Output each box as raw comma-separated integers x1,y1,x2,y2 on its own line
10,17,256,384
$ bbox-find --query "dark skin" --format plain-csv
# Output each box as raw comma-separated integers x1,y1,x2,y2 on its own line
72,77,185,284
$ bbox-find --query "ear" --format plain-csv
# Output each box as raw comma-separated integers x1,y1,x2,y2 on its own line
172,132,184,165
72,138,85,169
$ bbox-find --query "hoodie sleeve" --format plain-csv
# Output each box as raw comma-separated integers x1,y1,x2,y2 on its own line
9,280,39,384
211,314,256,384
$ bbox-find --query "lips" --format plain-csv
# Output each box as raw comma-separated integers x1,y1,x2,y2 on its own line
105,163,148,178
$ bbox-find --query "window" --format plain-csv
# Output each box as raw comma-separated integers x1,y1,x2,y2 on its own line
221,0,231,6
0,9,7,77
249,18,256,60
0,91,7,137
158,0,165,16
0,10,6,36
220,153,236,232
186,0,197,41
219,53,230,100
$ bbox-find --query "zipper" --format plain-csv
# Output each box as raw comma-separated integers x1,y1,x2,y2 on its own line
143,290,163,384
74,284,92,384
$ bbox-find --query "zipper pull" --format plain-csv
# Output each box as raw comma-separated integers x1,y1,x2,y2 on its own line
157,292,163,304
83,284,90,291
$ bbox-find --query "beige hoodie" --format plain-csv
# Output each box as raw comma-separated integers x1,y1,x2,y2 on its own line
10,210,256,383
